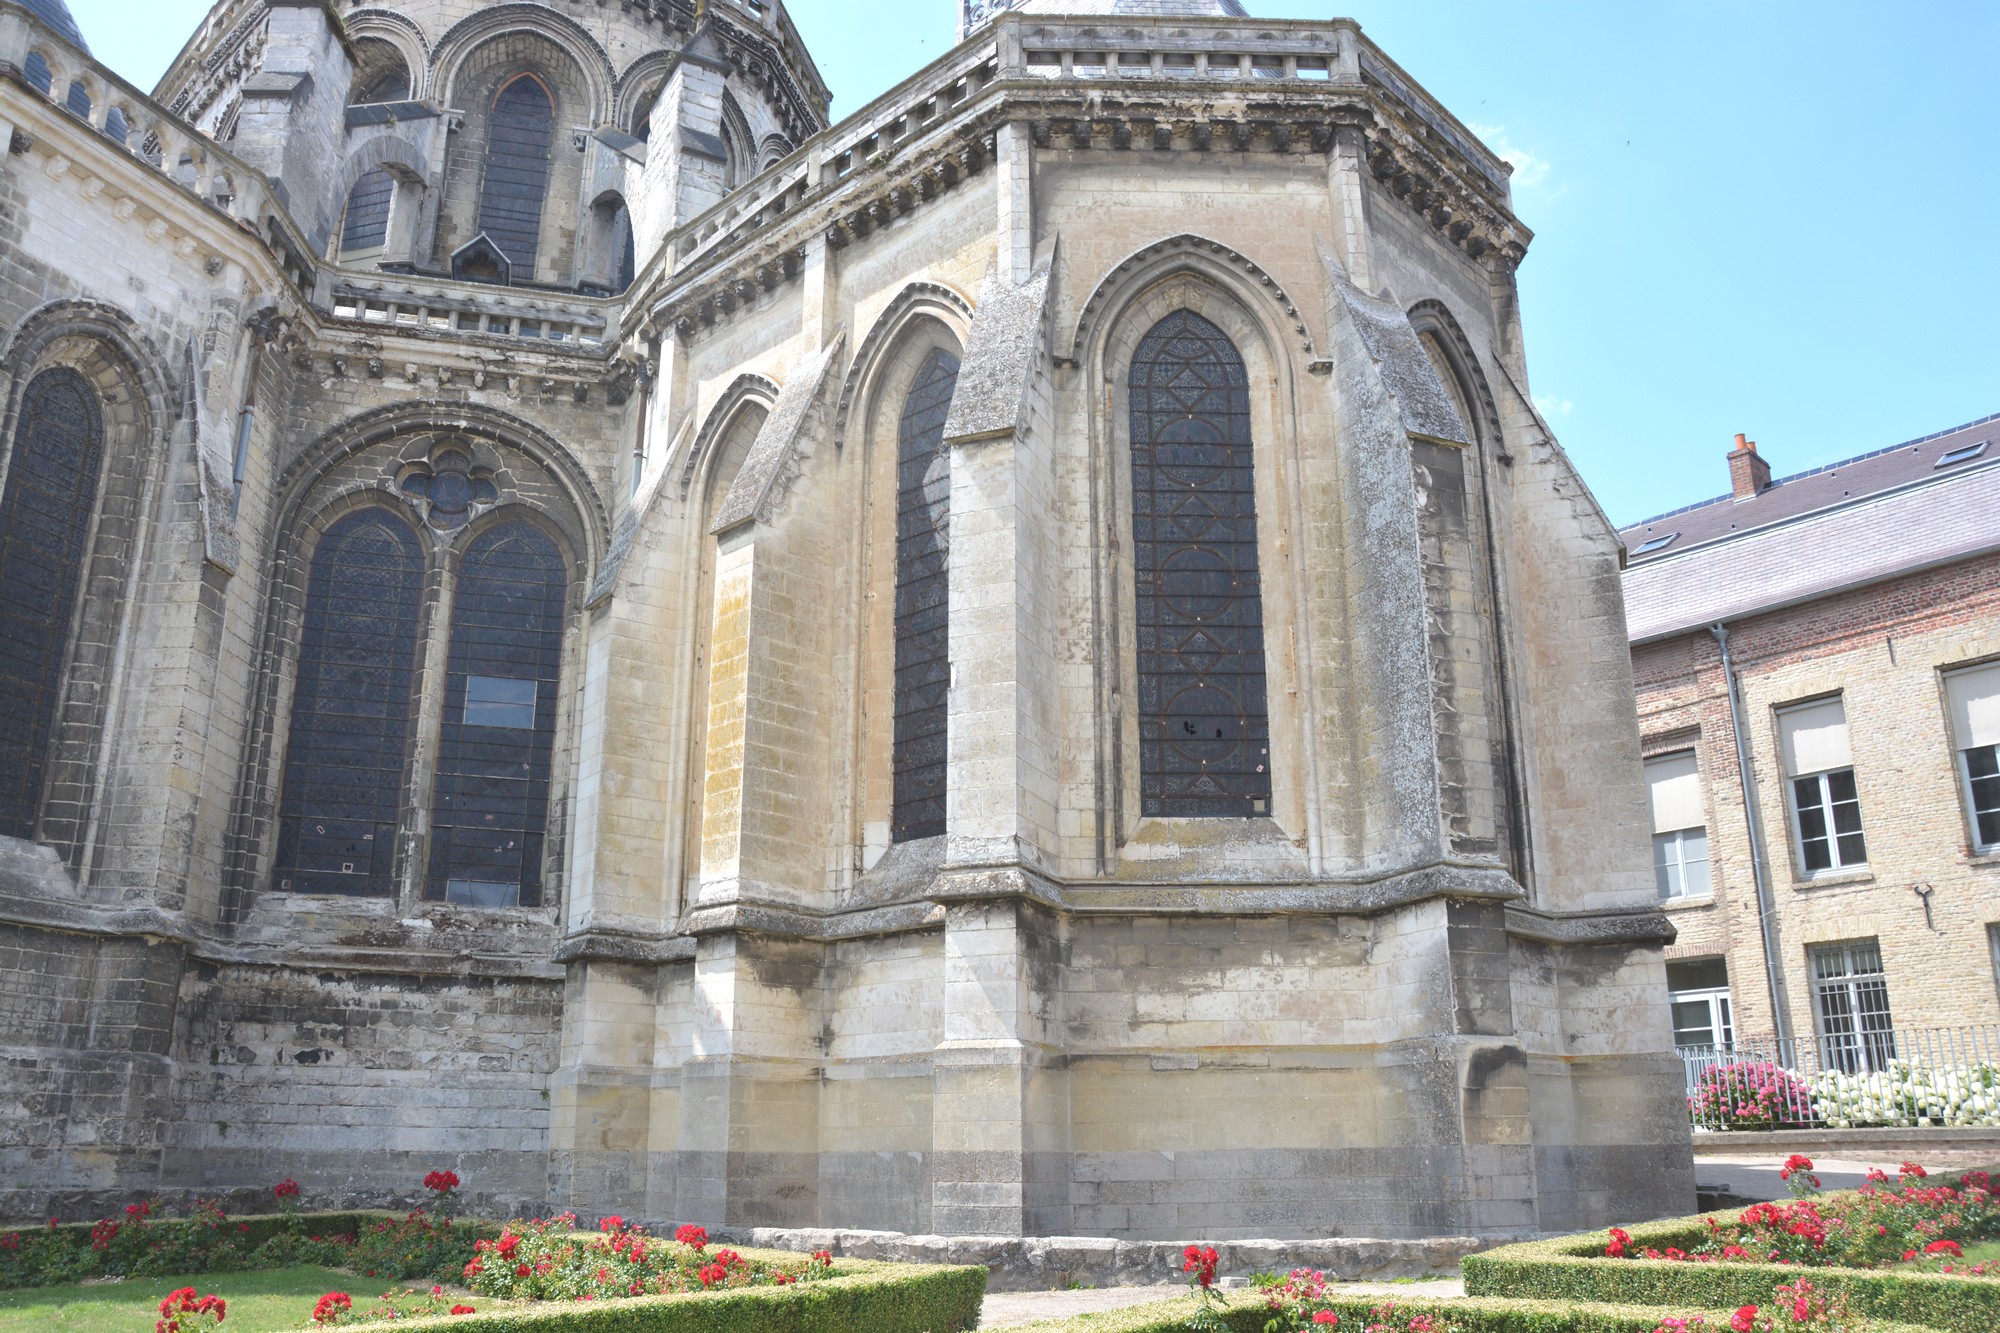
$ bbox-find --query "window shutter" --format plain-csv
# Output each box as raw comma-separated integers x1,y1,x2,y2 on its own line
1946,664,2000,751
1646,752,1703,834
1780,698,1852,776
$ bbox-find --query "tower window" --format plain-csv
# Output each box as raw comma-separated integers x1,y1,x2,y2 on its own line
338,168,396,258
478,75,555,278
1129,310,1271,818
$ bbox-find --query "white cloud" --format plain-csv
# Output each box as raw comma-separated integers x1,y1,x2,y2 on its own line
1468,122,1553,190
1536,395,1575,419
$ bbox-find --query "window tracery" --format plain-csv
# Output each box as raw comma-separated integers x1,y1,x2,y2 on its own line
0,368,104,839
1128,310,1271,818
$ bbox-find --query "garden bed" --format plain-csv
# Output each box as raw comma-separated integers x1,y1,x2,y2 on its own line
1463,1165,2000,1333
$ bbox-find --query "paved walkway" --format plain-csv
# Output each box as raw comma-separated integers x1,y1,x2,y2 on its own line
1695,1151,1997,1202
979,1280,1466,1329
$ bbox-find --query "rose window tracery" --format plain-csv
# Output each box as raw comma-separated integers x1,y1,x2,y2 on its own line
398,445,500,531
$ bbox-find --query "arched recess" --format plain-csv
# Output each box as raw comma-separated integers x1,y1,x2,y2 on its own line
615,52,674,141
1407,298,1528,882
1075,245,1318,866
758,134,796,172
678,395,772,906
230,409,603,917
330,136,431,263
832,281,974,449
579,190,637,296
344,10,431,100
844,301,969,867
432,19,607,283
0,301,171,868
349,37,412,104
720,92,756,190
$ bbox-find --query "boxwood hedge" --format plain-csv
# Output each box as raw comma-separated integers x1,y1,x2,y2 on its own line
358,1254,986,1333
1463,1200,1999,1333
999,1292,1939,1333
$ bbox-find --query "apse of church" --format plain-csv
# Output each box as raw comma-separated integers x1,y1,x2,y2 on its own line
0,0,1694,1236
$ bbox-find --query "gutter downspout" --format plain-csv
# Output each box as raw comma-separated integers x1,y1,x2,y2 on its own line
1711,622,1793,1044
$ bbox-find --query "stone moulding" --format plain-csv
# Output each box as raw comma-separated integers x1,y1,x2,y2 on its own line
1065,232,1318,363
832,281,975,450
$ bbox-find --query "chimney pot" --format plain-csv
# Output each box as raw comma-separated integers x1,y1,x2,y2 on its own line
1728,433,1771,501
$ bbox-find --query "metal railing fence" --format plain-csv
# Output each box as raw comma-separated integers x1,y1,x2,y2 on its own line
1681,1025,2000,1132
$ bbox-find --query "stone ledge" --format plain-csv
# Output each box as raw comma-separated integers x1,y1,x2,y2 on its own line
1691,1126,2000,1156
708,1227,1488,1292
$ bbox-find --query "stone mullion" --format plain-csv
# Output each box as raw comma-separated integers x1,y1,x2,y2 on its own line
398,536,458,909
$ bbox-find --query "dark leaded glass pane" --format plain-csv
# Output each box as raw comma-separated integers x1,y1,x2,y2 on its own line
426,522,566,907
0,368,103,838
892,348,960,842
339,168,395,255
1130,310,1271,818
478,76,554,275
273,509,425,895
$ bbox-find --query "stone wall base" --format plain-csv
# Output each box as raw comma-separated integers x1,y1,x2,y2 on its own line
709,1227,1489,1292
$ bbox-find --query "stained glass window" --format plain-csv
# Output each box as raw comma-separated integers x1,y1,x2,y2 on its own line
0,369,104,839
891,348,960,841
478,75,554,277
1129,310,1271,818
339,169,395,256
426,522,566,907
272,509,425,895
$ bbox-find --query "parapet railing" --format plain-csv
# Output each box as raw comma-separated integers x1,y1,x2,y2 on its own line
1682,1025,2000,1132
327,281,612,349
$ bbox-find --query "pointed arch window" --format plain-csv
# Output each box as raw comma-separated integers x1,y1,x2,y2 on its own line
891,348,960,842
0,368,105,838
426,522,566,907
478,74,555,277
1129,310,1271,817
338,168,396,258
272,509,425,895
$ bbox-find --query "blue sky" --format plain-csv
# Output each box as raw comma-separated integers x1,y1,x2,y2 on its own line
69,0,2000,526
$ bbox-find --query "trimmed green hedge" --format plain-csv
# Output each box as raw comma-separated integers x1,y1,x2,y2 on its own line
1000,1292,1939,1333
13,1210,504,1251
371,1255,985,1333
1463,1193,2000,1333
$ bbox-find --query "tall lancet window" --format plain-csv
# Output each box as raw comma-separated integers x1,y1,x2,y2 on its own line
478,74,555,276
426,521,567,907
273,509,425,895
1129,310,1271,817
891,349,960,841
0,369,104,837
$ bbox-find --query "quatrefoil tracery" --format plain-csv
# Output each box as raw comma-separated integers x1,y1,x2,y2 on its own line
397,444,500,531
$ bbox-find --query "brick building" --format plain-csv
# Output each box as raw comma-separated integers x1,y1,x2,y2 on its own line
1623,417,2000,1067
0,0,1695,1236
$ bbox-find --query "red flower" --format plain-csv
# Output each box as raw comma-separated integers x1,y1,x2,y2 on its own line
1181,1245,1220,1288
1604,1227,1632,1259
1926,1239,1964,1257
1780,1155,1814,1179
676,1224,708,1251
1730,1305,1758,1333
813,1249,833,1268
1311,1313,1339,1326
1900,1162,1928,1180
496,1234,520,1259
516,1264,531,1278
424,1170,461,1193
312,1293,352,1326
449,1307,476,1317
273,1180,301,1200
599,1216,625,1234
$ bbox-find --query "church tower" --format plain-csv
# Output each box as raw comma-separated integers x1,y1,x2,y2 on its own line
0,0,1693,1239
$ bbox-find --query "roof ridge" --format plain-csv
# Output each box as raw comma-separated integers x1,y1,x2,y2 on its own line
1619,409,2000,533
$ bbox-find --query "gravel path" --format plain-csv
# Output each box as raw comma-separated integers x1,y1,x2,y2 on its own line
978,1280,1466,1329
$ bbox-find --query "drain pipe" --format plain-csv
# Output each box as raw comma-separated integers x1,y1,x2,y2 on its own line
1711,622,1793,1044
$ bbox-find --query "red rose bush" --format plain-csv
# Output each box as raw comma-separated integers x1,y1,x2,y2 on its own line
464,1214,834,1302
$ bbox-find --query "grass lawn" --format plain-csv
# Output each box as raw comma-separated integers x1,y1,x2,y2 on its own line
0,1267,478,1333
1959,1240,2000,1266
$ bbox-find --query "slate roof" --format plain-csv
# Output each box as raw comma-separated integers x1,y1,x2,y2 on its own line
1619,412,2000,643
1007,0,1250,17
25,0,88,52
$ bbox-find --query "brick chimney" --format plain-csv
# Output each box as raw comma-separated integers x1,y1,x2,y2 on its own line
1728,433,1771,501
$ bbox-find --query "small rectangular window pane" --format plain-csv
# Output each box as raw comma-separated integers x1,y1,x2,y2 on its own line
1667,958,1730,992
445,878,520,908
1793,769,1865,873
465,675,537,729
1671,999,1716,1048
1966,745,2000,849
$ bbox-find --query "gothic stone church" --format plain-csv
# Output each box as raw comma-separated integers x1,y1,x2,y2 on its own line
0,0,1695,1237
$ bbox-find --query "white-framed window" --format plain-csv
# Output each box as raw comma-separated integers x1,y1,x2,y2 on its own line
1666,957,1734,1051
1809,940,1896,1075
1945,663,2000,852
1780,698,1867,875
1646,751,1711,900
